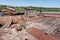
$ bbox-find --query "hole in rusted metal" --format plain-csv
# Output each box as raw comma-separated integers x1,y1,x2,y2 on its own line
25,38,28,40
0,24,3,28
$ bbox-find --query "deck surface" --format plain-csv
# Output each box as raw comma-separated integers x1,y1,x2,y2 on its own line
27,17,60,38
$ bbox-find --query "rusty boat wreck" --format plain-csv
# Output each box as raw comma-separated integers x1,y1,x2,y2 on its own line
0,7,60,40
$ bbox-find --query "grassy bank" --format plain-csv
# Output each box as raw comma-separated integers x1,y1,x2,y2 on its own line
0,5,60,12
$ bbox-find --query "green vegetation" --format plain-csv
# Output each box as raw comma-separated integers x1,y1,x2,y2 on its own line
22,21,26,29
0,5,60,12
12,7,24,11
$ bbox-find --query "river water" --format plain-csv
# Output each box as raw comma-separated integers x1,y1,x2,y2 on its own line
42,12,60,14
0,12,5,16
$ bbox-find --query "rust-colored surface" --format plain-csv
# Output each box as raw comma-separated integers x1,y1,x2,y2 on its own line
0,14,60,40
0,16,12,25
27,27,60,40
10,24,22,30
0,15,24,25
0,37,3,40
0,14,60,25
41,13,60,17
0,15,43,25
25,15,44,21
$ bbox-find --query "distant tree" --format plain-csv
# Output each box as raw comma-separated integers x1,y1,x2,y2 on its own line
40,7,42,13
